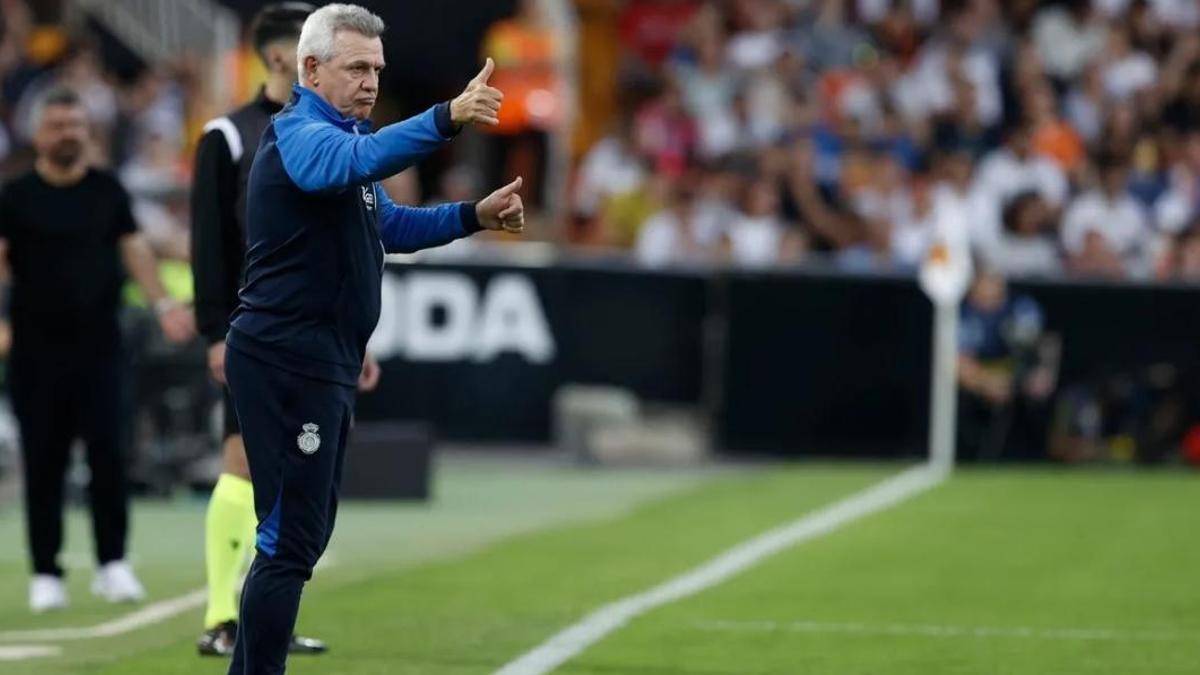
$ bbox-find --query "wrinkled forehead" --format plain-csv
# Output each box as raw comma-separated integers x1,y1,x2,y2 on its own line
331,31,385,68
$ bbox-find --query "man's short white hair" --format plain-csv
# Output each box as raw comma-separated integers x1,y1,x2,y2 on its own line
296,4,385,79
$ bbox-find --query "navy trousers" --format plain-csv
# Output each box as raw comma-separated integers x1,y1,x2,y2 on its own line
225,346,357,675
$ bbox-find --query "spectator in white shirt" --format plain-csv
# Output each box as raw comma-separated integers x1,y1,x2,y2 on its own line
724,176,802,267
935,148,1001,254
1033,0,1107,82
987,191,1062,278
1062,153,1150,277
574,120,647,220
892,176,937,269
636,178,726,268
1101,25,1158,102
905,8,1004,129
974,122,1070,213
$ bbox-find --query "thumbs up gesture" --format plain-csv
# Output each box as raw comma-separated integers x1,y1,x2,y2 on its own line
450,57,504,127
475,176,525,233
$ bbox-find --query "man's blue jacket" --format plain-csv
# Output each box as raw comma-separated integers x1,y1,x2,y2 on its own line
227,84,480,386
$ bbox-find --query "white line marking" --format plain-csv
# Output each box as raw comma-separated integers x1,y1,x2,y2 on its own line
0,556,340,644
694,619,1193,643
0,645,63,661
0,589,207,642
494,464,946,675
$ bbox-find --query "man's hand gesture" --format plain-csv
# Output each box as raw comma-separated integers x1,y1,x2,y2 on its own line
451,58,503,127
475,177,525,234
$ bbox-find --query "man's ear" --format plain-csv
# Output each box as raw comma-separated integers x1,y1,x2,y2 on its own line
303,55,320,85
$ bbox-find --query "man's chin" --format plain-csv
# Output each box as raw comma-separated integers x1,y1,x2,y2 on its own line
49,153,83,169
352,102,375,120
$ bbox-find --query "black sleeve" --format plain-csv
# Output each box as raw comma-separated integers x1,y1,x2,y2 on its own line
111,178,139,238
190,129,241,345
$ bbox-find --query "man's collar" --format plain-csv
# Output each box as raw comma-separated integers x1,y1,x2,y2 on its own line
290,84,373,133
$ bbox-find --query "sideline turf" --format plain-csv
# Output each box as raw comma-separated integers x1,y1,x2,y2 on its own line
3,464,1193,675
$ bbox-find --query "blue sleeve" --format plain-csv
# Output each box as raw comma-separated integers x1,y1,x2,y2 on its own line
276,103,456,193
377,187,482,254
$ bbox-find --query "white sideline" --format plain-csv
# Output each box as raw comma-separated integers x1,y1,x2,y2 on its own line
694,619,1192,643
0,589,206,642
0,645,62,661
0,554,338,645
493,464,946,675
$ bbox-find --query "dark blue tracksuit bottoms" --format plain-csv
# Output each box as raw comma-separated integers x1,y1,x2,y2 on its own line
225,345,357,675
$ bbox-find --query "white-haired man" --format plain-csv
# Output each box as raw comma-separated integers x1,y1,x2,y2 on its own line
222,5,522,673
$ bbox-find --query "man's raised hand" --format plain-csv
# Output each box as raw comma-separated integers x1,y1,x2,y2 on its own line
475,176,525,234
451,58,503,127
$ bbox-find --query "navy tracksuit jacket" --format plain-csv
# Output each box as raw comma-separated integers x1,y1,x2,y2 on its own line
225,84,480,675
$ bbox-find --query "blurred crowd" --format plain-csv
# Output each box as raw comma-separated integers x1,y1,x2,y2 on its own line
571,0,1200,280
0,0,198,263
8,0,1200,283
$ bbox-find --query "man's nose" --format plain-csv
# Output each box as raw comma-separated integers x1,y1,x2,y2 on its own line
362,72,378,93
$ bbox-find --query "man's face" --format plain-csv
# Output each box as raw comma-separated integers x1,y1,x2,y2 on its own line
264,38,300,83
308,30,384,120
969,272,1006,311
34,103,89,168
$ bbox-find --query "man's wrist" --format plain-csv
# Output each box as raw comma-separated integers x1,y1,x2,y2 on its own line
153,297,180,316
436,101,461,138
461,201,483,234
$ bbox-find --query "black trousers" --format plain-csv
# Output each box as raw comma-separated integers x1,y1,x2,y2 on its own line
225,346,356,675
9,323,128,577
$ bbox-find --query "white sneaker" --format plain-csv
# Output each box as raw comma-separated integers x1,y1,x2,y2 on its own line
29,575,69,613
91,560,146,603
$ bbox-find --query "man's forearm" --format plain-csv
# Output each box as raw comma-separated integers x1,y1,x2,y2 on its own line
121,234,169,306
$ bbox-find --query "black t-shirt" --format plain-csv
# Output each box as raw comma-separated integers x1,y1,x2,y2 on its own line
0,168,138,327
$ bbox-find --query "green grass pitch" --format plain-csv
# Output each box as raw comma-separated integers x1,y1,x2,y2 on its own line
0,459,1196,674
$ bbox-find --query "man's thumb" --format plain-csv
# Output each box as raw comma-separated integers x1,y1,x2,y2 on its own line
472,57,495,85
498,176,523,196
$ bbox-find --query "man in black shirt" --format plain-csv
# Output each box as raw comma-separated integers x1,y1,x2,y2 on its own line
0,86,195,613
190,2,336,657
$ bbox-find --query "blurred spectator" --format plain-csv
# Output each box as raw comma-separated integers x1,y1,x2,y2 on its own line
1065,64,1106,144
724,174,803,266
851,151,910,241
725,0,787,73
1154,130,1200,236
974,122,1068,215
794,0,874,71
481,0,564,210
618,0,699,69
957,266,1058,461
1061,152,1151,277
1100,25,1158,103
1025,78,1085,176
1033,0,1106,82
988,191,1061,277
673,19,739,159
904,3,1003,130
1171,225,1200,279
574,117,647,222
635,174,724,267
1162,58,1200,135
933,148,1000,252
634,77,697,176
891,174,936,269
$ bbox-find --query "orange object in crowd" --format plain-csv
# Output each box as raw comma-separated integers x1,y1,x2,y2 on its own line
1032,120,1085,172
482,19,560,136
